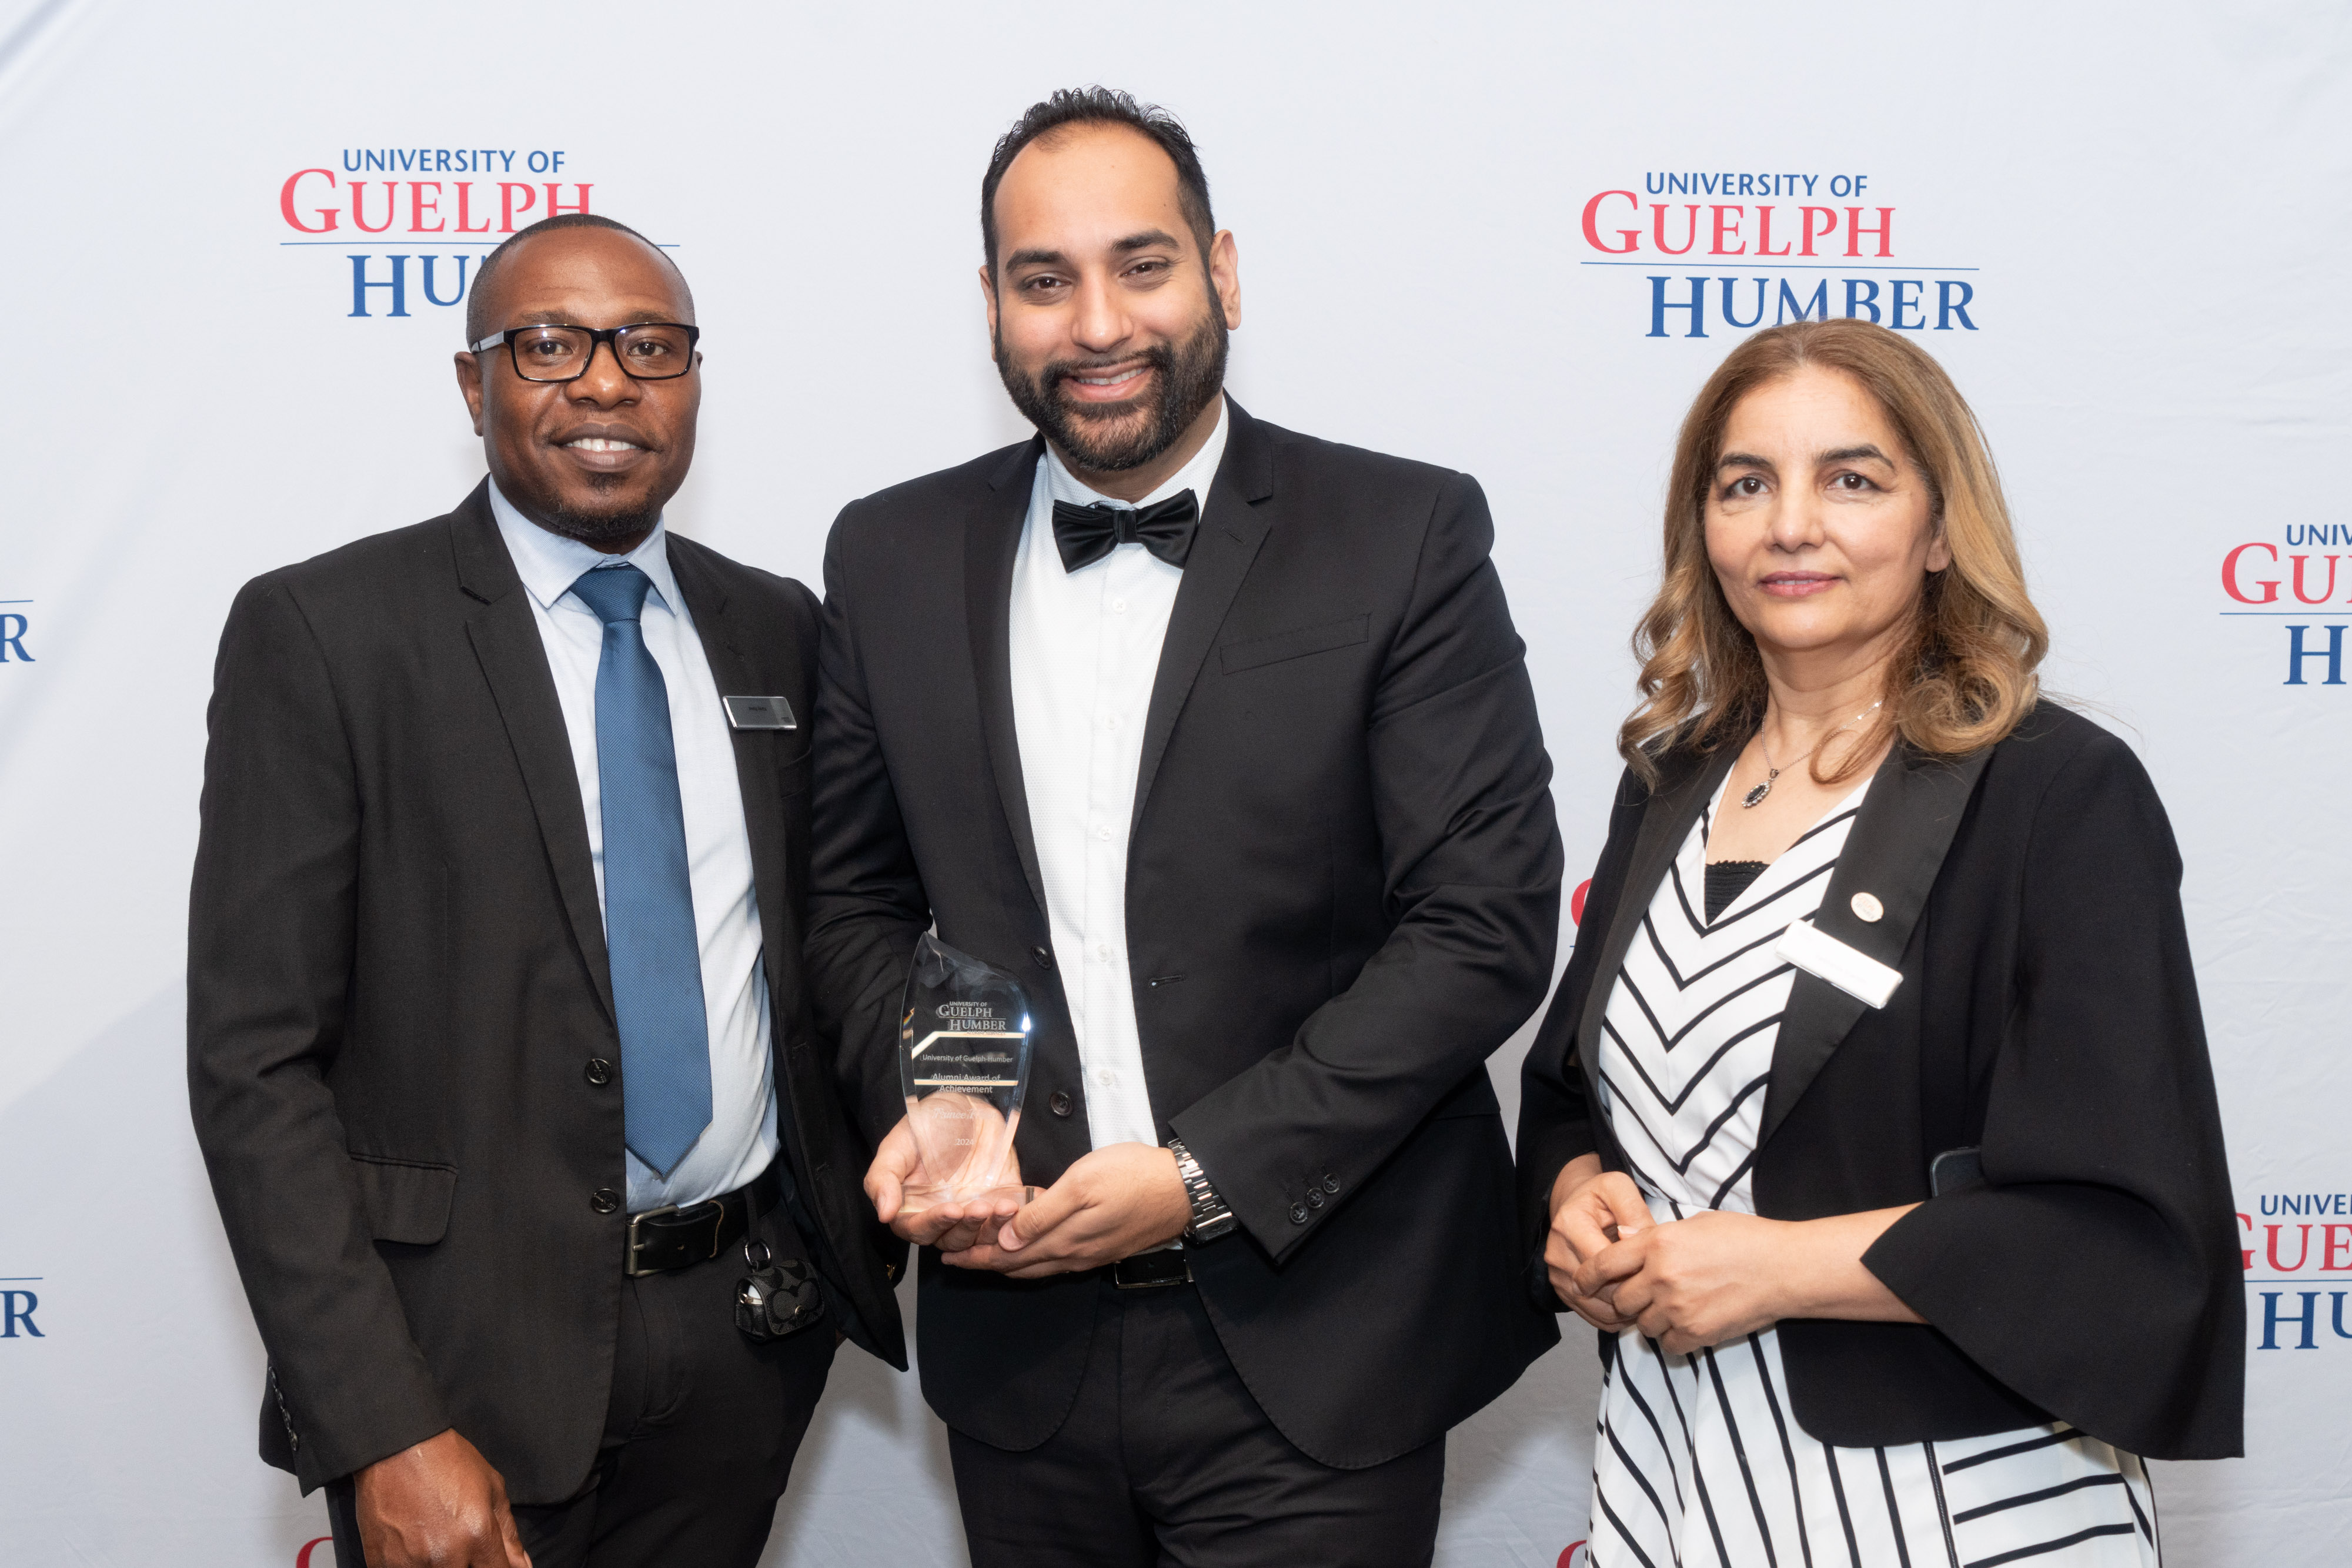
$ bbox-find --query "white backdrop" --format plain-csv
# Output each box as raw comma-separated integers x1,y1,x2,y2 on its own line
3,2,2348,1563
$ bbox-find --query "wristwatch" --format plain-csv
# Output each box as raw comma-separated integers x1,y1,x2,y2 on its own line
1167,1138,1237,1242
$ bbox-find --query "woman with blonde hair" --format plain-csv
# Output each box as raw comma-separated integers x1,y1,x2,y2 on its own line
1516,320,2240,1566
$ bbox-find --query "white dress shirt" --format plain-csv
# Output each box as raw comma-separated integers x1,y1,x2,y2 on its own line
489,482,777,1213
1007,400,1230,1152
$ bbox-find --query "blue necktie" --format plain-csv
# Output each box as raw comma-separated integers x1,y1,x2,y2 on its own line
569,564,712,1179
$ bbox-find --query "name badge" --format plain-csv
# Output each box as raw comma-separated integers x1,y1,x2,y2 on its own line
1775,919,1903,1009
723,695,797,731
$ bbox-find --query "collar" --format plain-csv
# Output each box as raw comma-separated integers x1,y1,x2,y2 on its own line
486,479,682,616
1040,394,1230,513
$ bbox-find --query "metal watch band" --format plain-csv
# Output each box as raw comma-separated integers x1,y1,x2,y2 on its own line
1167,1138,1237,1242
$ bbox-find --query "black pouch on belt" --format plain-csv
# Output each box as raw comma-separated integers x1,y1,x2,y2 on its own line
735,1236,825,1342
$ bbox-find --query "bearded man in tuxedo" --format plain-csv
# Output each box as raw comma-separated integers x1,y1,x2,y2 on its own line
808,88,1563,1567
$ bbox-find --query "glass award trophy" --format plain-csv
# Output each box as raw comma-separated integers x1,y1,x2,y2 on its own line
897,934,1036,1213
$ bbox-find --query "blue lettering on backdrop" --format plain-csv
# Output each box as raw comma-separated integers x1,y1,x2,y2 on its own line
1,1290,38,1338
1648,276,1710,338
1936,280,1977,329
1720,278,1768,329
349,254,410,317
0,613,30,662
420,255,471,308
2263,1291,2320,1349
2284,624,2348,686
1890,279,1927,330
1845,279,1882,323
1778,280,1829,324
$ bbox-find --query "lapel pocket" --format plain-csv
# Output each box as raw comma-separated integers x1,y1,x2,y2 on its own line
1218,613,1370,674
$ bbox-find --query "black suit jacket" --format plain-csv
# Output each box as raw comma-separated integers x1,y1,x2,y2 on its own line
807,401,1564,1467
1516,703,2244,1459
187,483,903,1502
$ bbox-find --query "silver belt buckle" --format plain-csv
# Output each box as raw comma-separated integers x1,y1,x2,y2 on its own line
624,1198,726,1277
1112,1248,1192,1290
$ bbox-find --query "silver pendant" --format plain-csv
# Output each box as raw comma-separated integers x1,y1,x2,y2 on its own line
1742,770,1777,809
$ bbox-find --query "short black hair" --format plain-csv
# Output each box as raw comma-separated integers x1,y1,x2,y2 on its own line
980,86,1215,275
464,212,691,343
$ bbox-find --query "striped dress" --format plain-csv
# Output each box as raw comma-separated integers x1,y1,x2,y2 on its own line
1585,774,2161,1568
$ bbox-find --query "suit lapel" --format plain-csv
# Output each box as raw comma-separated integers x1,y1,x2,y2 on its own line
451,485,616,1022
1130,399,1276,835
665,538,802,1005
1573,747,1738,1115
966,437,1050,916
1759,743,1992,1145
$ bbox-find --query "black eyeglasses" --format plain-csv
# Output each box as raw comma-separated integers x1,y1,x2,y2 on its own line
468,322,702,383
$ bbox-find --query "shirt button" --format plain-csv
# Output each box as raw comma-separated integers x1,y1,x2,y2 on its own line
1031,946,1055,971
1049,1091,1075,1118
1096,943,1112,961
1102,715,1120,731
1289,1203,1309,1225
1096,1069,1119,1088
590,1188,621,1215
1111,598,1128,613
1096,825,1113,841
584,1058,614,1086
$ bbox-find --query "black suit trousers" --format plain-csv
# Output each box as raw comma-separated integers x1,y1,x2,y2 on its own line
326,1202,836,1568
946,1278,1444,1568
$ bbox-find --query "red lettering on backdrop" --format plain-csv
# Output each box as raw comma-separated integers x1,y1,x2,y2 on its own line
2326,1223,2352,1270
1652,204,1699,255
2290,554,2341,604
1845,206,1895,258
1710,205,1745,255
1754,205,1792,258
1571,879,1591,927
1799,206,1838,256
455,182,493,234
1581,190,1640,253
350,181,396,234
409,181,444,232
1558,1543,1588,1568
279,168,339,233
500,182,539,231
2222,542,2281,604
296,1538,335,1568
2237,1212,2253,1271
546,183,593,218
2267,1223,2311,1272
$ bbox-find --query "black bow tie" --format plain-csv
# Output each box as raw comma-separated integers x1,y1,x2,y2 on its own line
1051,490,1199,573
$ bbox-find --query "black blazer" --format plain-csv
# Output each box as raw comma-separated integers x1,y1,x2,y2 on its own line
807,401,1564,1467
186,483,902,1502
1516,703,2243,1459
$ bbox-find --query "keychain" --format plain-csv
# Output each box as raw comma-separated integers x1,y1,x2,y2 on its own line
735,1236,824,1342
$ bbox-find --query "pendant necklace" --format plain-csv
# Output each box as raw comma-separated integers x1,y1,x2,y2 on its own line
1742,700,1883,809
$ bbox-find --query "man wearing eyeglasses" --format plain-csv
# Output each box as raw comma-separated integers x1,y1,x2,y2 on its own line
189,212,901,1568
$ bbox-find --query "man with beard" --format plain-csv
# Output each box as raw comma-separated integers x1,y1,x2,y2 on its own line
188,213,901,1568
809,89,1563,1565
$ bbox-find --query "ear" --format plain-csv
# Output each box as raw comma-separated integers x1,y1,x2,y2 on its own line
1208,229,1241,330
1925,521,1954,574
455,349,486,438
978,264,1000,350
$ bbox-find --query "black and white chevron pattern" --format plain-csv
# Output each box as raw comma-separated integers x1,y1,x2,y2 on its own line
1586,777,2159,1568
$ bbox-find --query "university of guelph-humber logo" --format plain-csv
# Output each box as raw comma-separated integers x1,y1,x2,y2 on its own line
277,145,596,319
2239,1189,2352,1349
2219,531,2352,685
1578,169,1982,339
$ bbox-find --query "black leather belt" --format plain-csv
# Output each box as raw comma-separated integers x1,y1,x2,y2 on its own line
1111,1248,1192,1289
625,1165,781,1277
